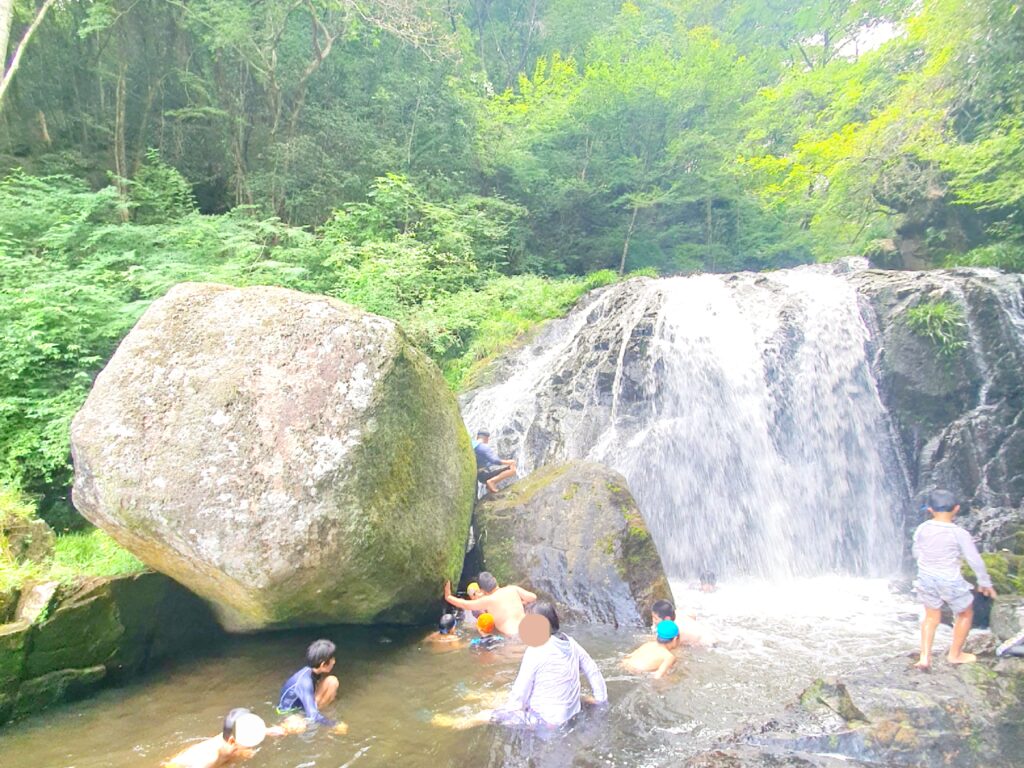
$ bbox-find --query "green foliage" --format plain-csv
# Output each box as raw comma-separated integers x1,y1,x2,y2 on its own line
904,300,968,357
0,527,145,593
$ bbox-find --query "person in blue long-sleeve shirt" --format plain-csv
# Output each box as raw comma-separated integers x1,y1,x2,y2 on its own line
277,639,348,734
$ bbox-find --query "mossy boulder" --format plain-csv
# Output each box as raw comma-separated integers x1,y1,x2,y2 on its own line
24,587,124,677
71,283,476,631
470,461,669,626
0,621,30,694
1,516,55,564
12,666,107,719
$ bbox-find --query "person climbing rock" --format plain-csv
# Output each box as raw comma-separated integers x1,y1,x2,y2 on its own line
473,429,517,494
443,571,535,637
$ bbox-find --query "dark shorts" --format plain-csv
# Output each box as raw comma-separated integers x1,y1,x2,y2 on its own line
477,464,506,482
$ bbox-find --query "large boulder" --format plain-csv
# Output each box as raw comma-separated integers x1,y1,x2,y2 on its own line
469,461,670,626
71,283,476,631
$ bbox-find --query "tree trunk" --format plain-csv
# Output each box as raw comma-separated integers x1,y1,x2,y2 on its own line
114,67,130,222
0,0,13,71
0,0,58,113
619,203,640,275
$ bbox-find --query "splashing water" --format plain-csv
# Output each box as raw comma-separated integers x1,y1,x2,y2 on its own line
463,266,906,580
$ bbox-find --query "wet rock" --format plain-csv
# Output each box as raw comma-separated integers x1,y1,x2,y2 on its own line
697,654,1024,768
12,665,107,719
469,461,670,626
71,282,476,631
0,621,29,695
24,587,124,677
990,597,1024,644
852,269,1024,566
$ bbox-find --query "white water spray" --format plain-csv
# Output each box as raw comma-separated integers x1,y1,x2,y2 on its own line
463,266,906,580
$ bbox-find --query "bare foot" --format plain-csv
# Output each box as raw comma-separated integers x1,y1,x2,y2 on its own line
486,482,499,494
913,657,931,671
948,652,977,665
330,721,349,735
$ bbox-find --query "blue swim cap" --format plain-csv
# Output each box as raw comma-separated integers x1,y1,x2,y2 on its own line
656,620,680,642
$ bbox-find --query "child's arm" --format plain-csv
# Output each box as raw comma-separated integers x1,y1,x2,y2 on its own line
653,653,676,680
956,528,997,597
515,586,537,604
296,674,335,726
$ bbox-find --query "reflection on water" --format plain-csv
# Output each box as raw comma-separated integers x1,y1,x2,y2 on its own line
0,578,923,768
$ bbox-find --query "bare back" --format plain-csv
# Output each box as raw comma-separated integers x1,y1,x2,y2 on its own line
163,736,250,768
622,641,676,677
477,585,534,636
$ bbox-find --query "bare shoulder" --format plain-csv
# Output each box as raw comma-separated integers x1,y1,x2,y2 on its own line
163,738,220,768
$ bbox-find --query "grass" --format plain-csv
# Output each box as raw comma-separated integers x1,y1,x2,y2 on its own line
0,528,145,594
904,300,968,358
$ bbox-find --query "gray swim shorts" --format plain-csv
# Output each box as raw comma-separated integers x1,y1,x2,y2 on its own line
914,574,974,614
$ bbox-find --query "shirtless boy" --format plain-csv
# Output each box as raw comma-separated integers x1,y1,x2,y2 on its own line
444,571,536,636
163,708,268,768
424,612,464,646
623,620,681,679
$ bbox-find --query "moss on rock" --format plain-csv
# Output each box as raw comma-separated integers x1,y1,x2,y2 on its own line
471,461,669,625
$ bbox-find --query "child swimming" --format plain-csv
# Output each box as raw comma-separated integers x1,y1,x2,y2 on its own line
623,620,681,679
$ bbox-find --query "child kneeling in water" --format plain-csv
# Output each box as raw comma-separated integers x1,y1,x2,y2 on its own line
424,612,463,646
277,639,349,733
623,620,681,678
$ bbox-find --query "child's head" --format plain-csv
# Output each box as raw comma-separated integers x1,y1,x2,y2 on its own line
927,489,960,518
656,620,681,649
699,570,717,592
652,599,675,623
476,612,496,635
306,638,336,674
223,708,266,747
438,612,458,634
466,581,482,599
477,572,499,594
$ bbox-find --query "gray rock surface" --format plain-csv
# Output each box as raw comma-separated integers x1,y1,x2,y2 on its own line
850,268,1024,554
686,653,1024,767
468,461,670,626
71,283,476,631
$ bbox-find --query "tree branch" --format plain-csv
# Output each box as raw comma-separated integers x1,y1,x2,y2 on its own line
0,0,58,112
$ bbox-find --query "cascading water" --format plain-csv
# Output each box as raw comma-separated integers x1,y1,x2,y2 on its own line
462,265,907,580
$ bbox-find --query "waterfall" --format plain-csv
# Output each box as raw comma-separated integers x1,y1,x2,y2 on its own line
462,265,907,581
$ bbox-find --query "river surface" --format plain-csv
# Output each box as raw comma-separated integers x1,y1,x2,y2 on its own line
0,577,927,768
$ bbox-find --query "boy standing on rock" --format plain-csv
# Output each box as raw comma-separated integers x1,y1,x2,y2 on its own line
913,490,997,669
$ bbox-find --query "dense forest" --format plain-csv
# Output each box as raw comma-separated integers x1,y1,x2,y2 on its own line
1,0,1022,527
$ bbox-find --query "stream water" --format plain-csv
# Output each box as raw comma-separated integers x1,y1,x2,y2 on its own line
0,577,924,768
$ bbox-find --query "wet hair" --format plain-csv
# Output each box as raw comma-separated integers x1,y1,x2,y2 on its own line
927,489,958,513
478,571,498,593
306,639,336,669
438,613,457,634
476,429,490,437
223,708,251,741
700,570,717,587
652,599,675,621
529,600,560,633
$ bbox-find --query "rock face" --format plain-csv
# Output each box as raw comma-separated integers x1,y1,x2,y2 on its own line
850,268,1024,556
71,283,476,631
0,572,220,725
468,461,670,626
685,652,1024,768
462,265,1024,582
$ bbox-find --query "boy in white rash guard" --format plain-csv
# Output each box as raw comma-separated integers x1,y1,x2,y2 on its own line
432,601,608,729
913,489,997,669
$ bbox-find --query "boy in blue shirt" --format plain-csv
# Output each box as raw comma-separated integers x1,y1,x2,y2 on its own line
278,639,348,733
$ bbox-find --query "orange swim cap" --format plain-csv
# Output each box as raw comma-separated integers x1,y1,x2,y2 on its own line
476,612,496,634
